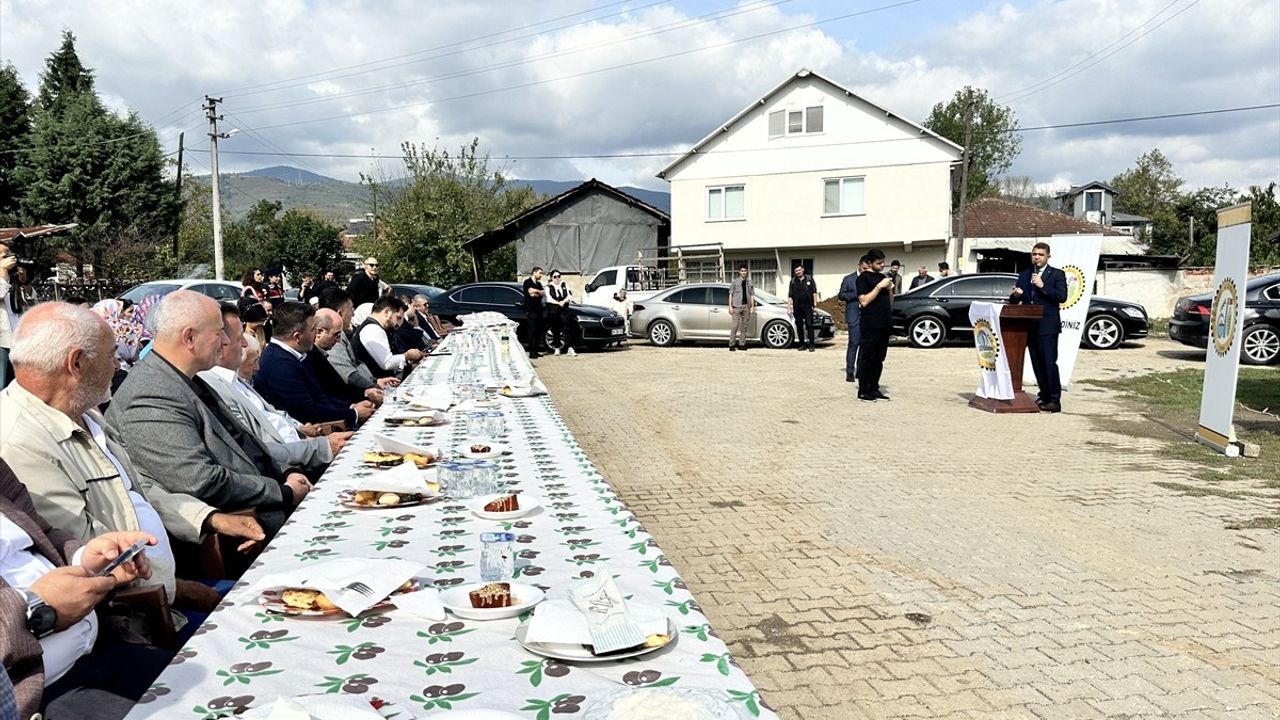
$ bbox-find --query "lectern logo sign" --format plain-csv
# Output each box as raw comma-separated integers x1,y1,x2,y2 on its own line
1210,278,1238,357
1060,265,1086,310
973,318,999,370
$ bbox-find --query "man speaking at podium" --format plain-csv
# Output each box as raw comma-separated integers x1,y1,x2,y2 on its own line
1009,242,1068,413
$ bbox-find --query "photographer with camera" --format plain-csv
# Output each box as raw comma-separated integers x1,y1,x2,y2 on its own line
0,239,29,388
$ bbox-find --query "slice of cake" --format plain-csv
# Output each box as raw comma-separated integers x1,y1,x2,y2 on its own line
469,582,512,609
483,494,519,513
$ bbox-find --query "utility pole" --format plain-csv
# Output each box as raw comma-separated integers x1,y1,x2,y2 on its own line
1188,216,1195,251
173,132,184,260
954,88,974,271
205,96,226,280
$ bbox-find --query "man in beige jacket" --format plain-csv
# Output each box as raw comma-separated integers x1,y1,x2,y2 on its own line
0,302,266,616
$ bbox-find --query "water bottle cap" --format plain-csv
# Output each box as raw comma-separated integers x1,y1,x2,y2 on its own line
480,532,515,543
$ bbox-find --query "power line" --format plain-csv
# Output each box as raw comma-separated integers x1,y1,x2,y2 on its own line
232,0,792,115
217,0,665,99
181,103,1280,163
248,0,923,132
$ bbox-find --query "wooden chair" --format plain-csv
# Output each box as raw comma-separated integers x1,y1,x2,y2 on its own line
108,584,178,650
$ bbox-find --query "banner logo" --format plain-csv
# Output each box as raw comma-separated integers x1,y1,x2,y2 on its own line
973,318,999,370
1060,265,1087,310
1211,279,1239,357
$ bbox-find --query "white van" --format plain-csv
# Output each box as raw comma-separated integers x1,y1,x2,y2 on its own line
581,265,668,307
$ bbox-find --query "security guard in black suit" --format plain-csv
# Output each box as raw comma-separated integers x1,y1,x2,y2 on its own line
1008,242,1069,413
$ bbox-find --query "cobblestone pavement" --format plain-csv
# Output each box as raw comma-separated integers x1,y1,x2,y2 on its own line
534,336,1280,720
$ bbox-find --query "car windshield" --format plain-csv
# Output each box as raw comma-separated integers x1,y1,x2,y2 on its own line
753,288,787,305
119,282,182,303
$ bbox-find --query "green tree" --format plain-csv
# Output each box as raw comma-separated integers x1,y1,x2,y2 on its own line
35,31,95,113
361,138,540,286
924,87,1022,206
1175,184,1237,265
0,63,31,220
1111,148,1184,255
224,199,344,280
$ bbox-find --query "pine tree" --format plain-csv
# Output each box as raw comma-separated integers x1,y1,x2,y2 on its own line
36,31,96,114
0,64,32,221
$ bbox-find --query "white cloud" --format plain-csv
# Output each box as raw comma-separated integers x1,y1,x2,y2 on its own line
0,0,1275,194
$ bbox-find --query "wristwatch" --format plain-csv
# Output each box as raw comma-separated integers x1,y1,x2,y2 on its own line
22,590,57,638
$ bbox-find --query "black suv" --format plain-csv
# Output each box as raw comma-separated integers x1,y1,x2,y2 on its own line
891,273,1149,350
429,281,626,350
1170,272,1280,365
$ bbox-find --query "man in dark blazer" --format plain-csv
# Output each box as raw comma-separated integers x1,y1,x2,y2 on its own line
0,458,166,720
837,256,870,383
108,291,311,537
254,301,374,429
345,257,382,308
1008,241,1069,413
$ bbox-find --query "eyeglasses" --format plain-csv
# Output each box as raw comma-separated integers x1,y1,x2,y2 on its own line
367,263,379,267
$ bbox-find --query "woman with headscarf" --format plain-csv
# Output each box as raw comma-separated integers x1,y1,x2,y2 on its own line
92,298,147,393
241,303,269,349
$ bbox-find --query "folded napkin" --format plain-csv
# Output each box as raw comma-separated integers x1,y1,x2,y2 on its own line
404,383,453,411
240,694,395,720
354,462,438,494
524,599,667,648
373,434,440,459
502,376,548,397
394,585,446,621
244,558,424,616
384,409,446,425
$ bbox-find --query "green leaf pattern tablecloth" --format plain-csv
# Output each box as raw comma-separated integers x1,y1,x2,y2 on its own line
124,329,776,720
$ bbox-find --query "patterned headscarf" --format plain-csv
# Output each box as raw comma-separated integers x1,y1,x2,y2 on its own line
93,299,148,367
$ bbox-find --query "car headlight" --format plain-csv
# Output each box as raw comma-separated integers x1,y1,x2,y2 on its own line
576,315,602,323
1120,307,1145,319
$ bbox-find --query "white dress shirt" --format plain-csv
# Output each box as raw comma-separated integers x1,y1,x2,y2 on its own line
0,517,97,685
206,365,300,439
357,322,406,373
82,415,176,576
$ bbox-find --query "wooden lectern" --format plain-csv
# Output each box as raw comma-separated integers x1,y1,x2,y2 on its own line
970,304,1043,413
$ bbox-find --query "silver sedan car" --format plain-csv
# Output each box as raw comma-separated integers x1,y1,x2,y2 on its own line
629,283,836,348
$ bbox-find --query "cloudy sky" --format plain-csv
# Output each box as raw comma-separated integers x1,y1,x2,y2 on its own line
1,0,1277,194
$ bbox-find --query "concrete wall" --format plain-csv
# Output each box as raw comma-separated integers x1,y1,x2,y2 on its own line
1094,267,1276,318
726,243,946,298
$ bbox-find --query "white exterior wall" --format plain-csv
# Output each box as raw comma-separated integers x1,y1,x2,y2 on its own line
663,74,961,292
725,244,946,299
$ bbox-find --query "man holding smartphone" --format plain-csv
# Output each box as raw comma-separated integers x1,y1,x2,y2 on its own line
856,249,895,401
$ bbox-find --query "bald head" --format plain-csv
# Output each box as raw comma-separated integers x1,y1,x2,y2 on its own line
149,290,228,377
313,308,344,351
10,301,116,415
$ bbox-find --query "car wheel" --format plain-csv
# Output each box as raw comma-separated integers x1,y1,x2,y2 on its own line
762,320,793,349
1083,314,1124,350
543,328,564,351
907,315,946,348
1241,324,1280,365
648,319,676,347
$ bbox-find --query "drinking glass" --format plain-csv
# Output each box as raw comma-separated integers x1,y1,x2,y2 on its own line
438,461,471,499
468,460,501,495
466,410,489,437
480,532,515,582
482,410,506,439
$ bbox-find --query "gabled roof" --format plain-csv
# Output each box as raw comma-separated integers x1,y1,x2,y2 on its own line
464,178,668,254
1054,180,1117,199
958,198,1130,239
656,68,963,179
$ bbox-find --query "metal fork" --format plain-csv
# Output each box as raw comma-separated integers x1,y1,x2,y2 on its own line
343,581,374,597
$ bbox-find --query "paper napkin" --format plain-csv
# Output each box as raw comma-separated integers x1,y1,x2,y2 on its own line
244,558,424,616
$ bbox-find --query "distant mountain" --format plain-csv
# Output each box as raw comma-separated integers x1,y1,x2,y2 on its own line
194,167,670,221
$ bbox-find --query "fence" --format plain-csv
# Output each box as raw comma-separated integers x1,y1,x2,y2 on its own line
27,282,129,304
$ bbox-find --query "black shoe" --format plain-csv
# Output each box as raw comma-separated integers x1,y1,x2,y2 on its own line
729,345,736,352
1041,401,1062,413
858,393,877,402
797,346,806,351
808,346,815,352
738,345,747,351
873,391,891,400
846,373,856,383
1035,398,1047,407
529,354,540,359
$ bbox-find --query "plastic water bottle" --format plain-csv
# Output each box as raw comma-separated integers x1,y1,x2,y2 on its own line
480,532,515,582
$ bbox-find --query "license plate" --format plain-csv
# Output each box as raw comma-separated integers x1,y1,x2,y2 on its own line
610,328,625,336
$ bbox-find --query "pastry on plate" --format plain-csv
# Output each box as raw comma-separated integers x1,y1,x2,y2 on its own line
483,494,519,513
469,443,491,454
362,451,404,467
469,582,512,609
280,588,337,612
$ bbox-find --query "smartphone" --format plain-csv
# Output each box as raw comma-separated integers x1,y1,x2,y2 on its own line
95,539,149,577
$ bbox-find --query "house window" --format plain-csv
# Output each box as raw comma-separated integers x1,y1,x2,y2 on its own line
768,106,824,138
822,177,865,216
707,185,745,221
744,257,778,294
789,258,815,277
1085,190,1103,212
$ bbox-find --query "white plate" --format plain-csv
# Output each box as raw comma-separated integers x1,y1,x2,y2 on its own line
258,580,422,617
466,493,540,520
439,582,544,621
455,442,506,460
515,617,678,663
585,687,739,720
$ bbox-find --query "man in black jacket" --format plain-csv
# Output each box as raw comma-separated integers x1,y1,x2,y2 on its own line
1008,242,1069,413
345,257,382,307
856,249,895,401
786,264,820,351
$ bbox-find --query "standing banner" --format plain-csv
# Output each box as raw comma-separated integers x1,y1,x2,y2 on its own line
1196,203,1251,456
969,301,1014,399
1023,234,1103,390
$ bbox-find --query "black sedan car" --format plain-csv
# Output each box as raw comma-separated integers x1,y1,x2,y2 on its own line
1169,272,1280,365
891,273,1149,350
428,281,626,350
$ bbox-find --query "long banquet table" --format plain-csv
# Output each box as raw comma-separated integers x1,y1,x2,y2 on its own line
125,327,777,719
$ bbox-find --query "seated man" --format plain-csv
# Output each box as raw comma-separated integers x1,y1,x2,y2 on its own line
411,294,449,342
394,295,431,352
199,304,350,475
254,301,374,428
310,308,384,406
0,303,266,618
107,291,311,537
0,456,168,720
317,287,400,392
353,296,423,379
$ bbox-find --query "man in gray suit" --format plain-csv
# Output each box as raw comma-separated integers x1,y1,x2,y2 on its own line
318,286,400,391
107,291,311,537
198,304,351,476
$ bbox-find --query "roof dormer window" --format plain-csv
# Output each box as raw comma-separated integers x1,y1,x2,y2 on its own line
768,105,823,138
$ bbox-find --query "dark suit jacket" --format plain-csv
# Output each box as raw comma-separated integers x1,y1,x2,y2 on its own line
304,348,365,405
255,342,358,427
345,272,380,308
106,352,288,534
0,459,83,718
1009,265,1069,335
837,272,861,324
393,321,428,353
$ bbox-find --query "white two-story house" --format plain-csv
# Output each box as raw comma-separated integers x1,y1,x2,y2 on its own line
657,69,963,297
